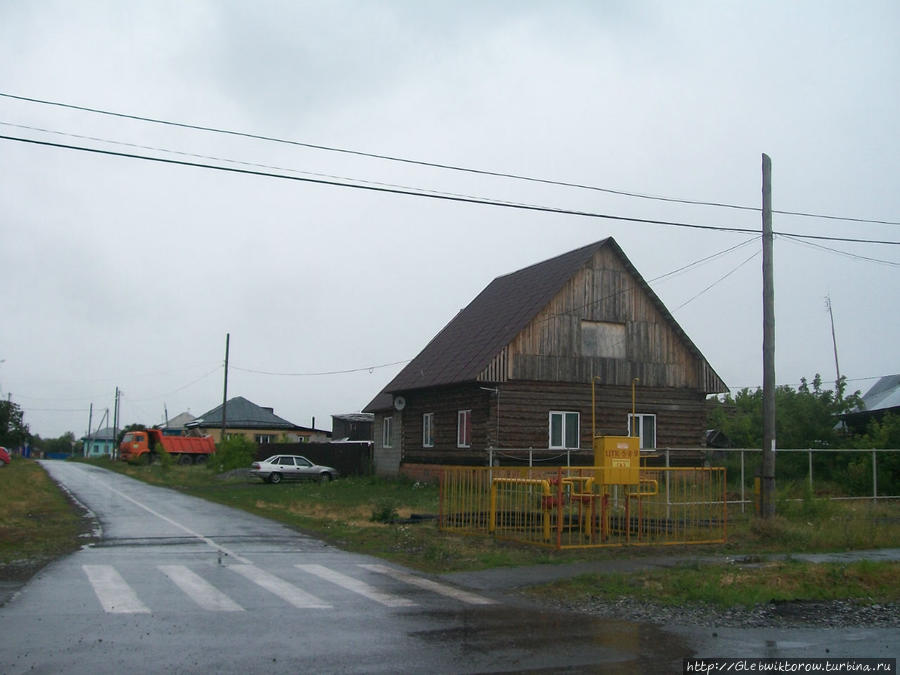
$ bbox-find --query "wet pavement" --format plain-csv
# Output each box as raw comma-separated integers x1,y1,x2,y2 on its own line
2,461,897,672
0,461,696,674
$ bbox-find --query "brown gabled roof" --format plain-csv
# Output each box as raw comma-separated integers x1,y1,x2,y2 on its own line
363,237,725,412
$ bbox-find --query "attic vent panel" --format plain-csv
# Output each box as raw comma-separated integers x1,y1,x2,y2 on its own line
581,320,626,359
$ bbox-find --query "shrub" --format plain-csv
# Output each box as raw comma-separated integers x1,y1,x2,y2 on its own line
370,498,400,523
208,436,256,473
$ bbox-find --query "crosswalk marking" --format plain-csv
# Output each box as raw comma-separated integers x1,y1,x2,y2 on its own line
158,565,244,612
229,564,332,609
80,562,494,613
359,564,497,605
296,564,417,608
82,565,151,614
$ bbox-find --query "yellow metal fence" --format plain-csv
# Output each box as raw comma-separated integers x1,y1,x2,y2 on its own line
439,466,727,549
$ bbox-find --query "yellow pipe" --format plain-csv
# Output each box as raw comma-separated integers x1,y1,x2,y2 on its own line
631,377,639,437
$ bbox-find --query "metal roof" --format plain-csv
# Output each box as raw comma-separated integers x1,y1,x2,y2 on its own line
191,396,300,429
858,374,900,412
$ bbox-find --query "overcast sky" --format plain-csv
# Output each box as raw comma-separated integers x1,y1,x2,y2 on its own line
1,1,897,440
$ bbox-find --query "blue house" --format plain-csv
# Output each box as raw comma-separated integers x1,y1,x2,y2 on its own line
82,427,116,457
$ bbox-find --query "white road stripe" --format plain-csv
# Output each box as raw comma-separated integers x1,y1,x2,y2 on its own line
92,478,251,564
359,564,497,605
83,565,151,614
158,565,244,612
229,564,331,609
296,564,417,608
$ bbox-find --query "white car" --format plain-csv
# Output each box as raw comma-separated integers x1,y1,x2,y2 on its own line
250,455,338,484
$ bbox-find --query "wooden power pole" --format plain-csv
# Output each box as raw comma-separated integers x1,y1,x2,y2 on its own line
221,333,230,443
761,154,777,518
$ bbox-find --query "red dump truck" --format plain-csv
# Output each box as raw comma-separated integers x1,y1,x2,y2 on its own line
119,428,216,465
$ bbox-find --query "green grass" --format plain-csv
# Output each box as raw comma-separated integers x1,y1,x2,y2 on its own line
0,457,92,576
526,559,900,607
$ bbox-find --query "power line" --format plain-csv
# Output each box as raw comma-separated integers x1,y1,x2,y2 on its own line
673,249,762,311
230,359,411,377
3,133,899,247
2,91,898,227
0,121,547,211
725,375,884,392
649,236,759,284
778,234,900,268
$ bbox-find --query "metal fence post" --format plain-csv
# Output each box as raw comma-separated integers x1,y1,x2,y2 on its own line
665,449,671,520
808,450,813,493
740,450,745,514
873,450,878,503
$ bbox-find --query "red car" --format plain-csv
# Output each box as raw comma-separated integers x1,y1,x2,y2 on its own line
0,446,10,465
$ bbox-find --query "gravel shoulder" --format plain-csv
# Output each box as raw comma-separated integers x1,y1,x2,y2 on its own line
536,594,900,629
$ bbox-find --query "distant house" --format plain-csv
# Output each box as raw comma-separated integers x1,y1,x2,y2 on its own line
188,396,330,444
160,412,196,436
332,413,374,442
842,375,900,433
82,427,116,457
363,238,727,476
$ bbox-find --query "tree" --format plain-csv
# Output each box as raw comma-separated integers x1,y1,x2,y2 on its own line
708,374,861,450
0,399,30,448
41,431,77,456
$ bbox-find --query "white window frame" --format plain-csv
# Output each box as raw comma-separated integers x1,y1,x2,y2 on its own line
255,434,273,444
549,411,580,449
422,412,434,447
383,416,393,448
457,410,472,448
627,413,657,451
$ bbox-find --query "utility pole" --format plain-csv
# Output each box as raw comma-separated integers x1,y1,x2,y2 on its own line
825,295,841,391
221,333,230,443
113,387,120,461
86,403,93,458
761,154,776,519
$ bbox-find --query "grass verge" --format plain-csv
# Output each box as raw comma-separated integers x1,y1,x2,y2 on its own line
525,559,900,607
0,458,93,581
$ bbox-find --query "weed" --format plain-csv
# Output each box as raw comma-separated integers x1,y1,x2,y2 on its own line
370,498,400,523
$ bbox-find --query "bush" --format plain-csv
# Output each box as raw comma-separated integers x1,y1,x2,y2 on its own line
208,436,256,473
370,498,400,523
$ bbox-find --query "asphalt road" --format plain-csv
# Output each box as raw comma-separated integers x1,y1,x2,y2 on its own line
0,461,692,674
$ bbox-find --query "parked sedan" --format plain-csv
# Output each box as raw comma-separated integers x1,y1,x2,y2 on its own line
250,455,338,484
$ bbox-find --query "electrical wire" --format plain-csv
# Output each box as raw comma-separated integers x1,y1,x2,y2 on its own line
3,133,898,247
3,91,897,226
673,249,762,311
778,234,900,268
230,359,411,377
648,236,759,284
0,121,548,211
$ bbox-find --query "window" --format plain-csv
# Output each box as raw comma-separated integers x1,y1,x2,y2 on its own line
549,411,580,449
255,434,273,444
383,416,393,448
457,410,472,448
422,413,434,447
277,456,295,466
628,413,656,450
581,321,626,358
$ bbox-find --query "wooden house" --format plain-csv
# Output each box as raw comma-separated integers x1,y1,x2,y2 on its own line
363,238,727,476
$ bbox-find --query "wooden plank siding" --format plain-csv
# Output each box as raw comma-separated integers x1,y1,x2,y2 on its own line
495,246,705,389
393,381,708,466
